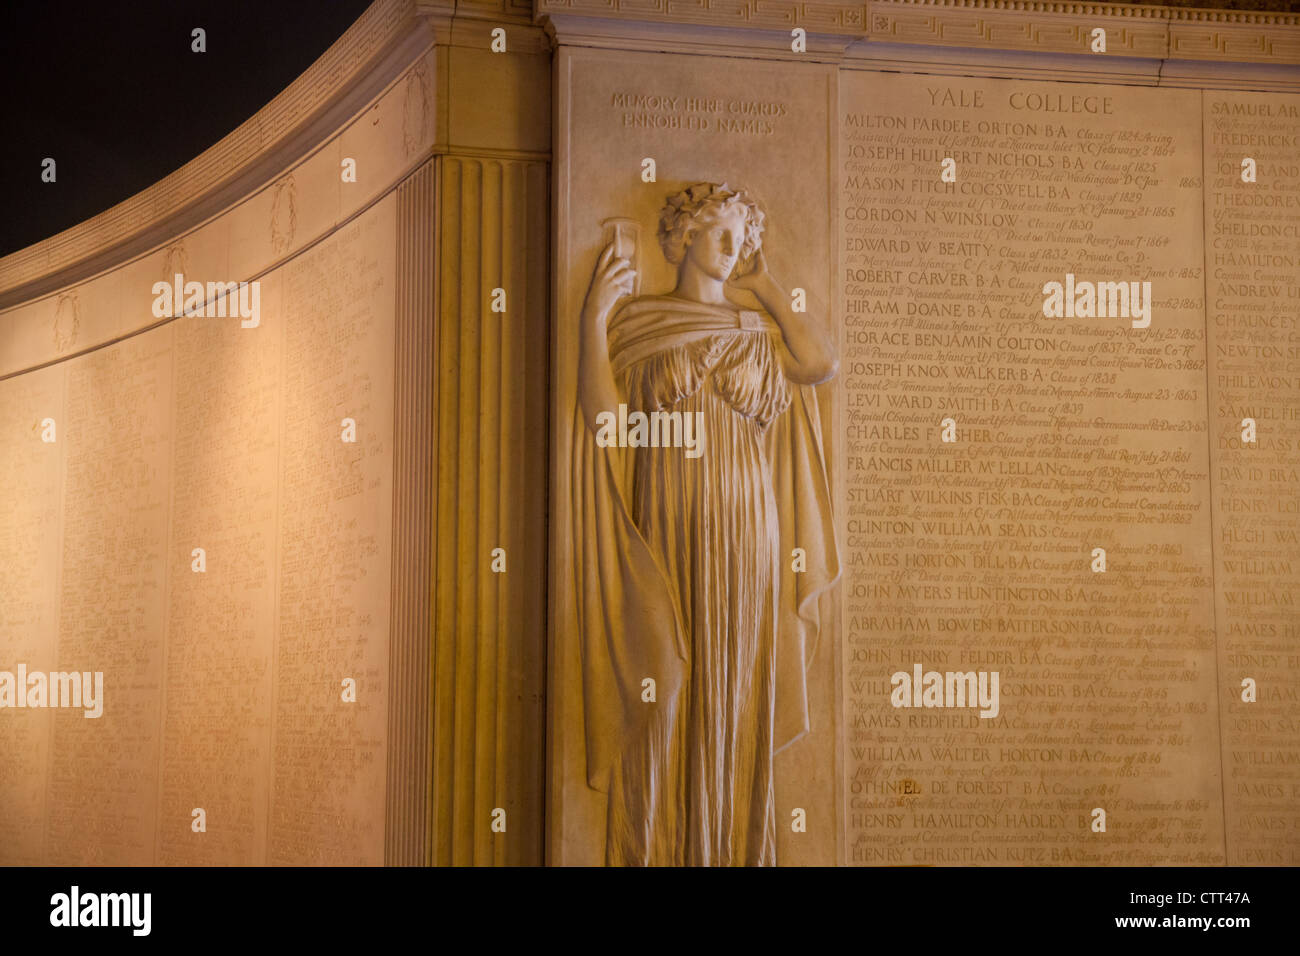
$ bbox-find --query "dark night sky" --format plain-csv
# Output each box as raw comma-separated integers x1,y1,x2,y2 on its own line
0,0,373,258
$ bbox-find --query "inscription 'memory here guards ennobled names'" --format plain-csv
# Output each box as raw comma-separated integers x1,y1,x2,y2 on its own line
838,73,1223,865
609,91,791,136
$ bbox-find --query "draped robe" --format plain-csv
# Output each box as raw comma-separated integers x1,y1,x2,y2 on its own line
573,294,839,866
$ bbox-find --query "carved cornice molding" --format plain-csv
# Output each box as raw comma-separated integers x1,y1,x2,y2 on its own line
537,0,867,36
873,0,1300,25
537,0,1300,30
869,0,1168,57
537,0,1300,65
422,0,537,20
868,0,1300,61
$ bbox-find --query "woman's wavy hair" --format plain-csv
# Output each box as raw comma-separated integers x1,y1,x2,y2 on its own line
656,182,766,274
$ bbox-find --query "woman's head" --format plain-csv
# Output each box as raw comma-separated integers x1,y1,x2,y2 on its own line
657,183,765,281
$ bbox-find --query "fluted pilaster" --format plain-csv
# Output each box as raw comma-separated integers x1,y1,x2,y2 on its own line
431,155,548,865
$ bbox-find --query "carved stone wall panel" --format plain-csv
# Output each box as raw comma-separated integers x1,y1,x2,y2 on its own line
0,186,410,866
48,328,175,865
836,71,1224,866
0,364,65,865
154,274,282,867
268,198,398,866
1202,89,1300,865
549,46,840,865
431,155,549,866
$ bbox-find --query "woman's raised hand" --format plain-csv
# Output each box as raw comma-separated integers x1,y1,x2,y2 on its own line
582,242,637,323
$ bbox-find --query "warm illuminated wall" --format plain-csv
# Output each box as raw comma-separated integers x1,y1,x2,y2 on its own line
3,0,1299,869
0,0,551,866
543,0,1300,866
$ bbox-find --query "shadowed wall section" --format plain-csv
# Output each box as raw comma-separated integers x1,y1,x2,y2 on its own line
388,163,437,866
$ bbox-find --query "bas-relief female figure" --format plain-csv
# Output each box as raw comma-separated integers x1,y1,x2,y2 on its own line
573,182,841,866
